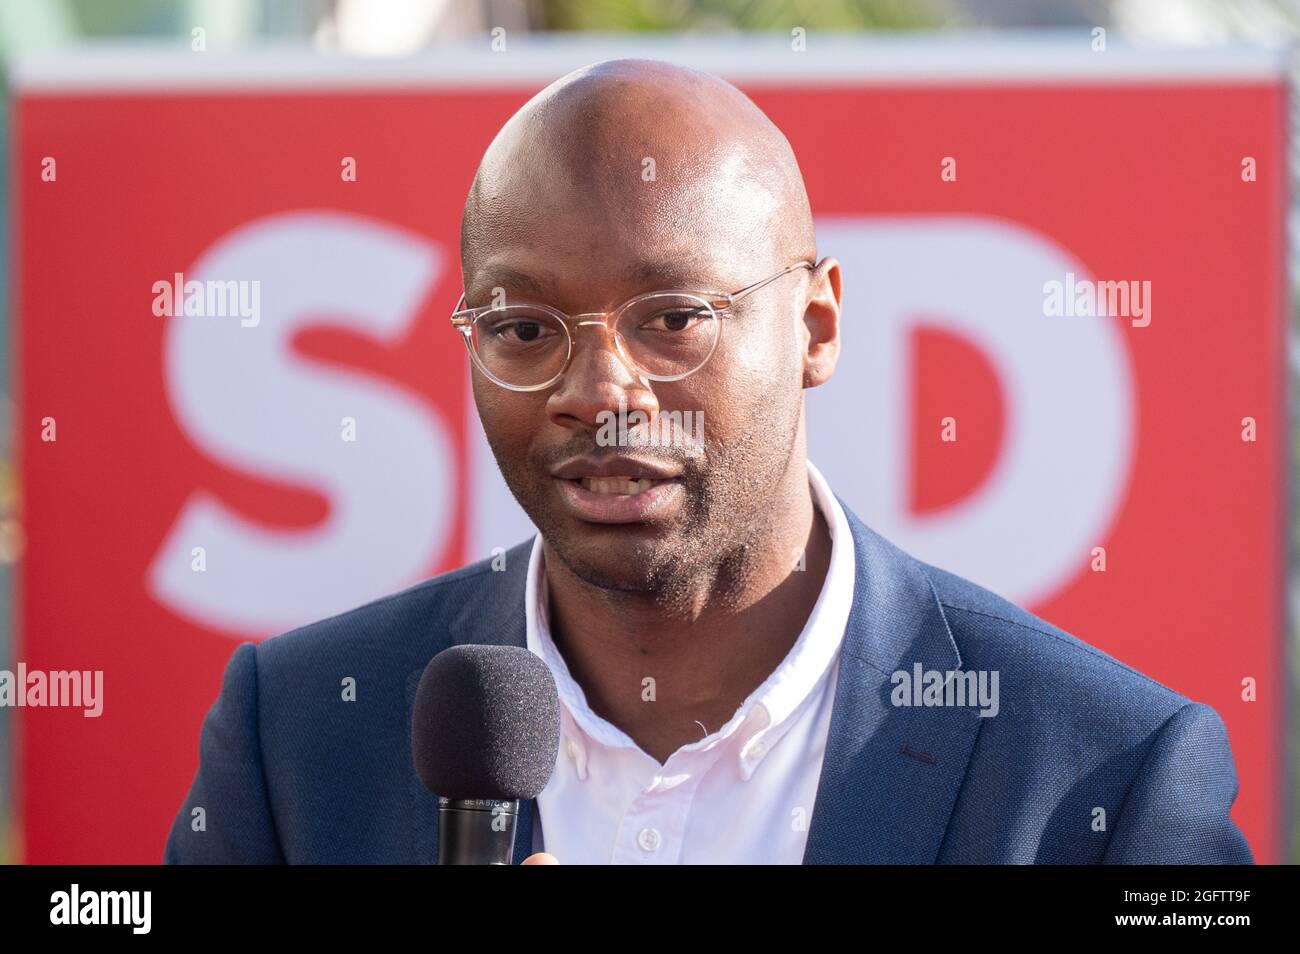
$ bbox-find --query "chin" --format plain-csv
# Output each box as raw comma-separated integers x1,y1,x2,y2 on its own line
548,528,680,592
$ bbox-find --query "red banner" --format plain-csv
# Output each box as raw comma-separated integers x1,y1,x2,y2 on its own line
14,43,1286,863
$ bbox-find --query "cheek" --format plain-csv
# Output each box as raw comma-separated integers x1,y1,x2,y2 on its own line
728,309,800,375
673,374,768,453
473,382,538,459
703,340,804,450
716,323,801,403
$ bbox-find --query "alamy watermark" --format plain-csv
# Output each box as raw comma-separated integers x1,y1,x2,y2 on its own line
0,664,103,717
891,663,999,718
595,395,703,456
1042,272,1151,327
50,884,150,934
152,271,261,327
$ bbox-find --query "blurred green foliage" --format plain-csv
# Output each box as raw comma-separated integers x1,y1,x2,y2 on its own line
530,0,950,31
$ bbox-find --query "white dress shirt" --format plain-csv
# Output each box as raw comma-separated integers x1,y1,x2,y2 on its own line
524,459,856,864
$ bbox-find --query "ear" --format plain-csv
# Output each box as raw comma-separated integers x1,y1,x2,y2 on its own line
801,257,842,389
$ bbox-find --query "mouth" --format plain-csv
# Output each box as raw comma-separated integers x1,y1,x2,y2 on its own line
553,474,683,525
573,476,668,495
549,456,686,524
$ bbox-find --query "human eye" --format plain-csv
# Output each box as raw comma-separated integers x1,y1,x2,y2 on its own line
637,304,713,333
481,309,562,345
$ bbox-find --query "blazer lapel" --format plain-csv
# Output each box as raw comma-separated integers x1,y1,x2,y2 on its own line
407,538,537,864
802,502,983,864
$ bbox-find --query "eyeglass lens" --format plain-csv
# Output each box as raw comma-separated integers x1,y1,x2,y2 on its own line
470,293,718,387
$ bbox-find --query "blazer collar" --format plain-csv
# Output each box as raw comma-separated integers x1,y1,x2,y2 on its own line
800,496,981,863
432,502,980,864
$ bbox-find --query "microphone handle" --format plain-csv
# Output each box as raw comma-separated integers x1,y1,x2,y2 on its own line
437,798,520,865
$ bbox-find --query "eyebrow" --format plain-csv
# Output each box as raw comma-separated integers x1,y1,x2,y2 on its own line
623,259,712,289
476,265,551,297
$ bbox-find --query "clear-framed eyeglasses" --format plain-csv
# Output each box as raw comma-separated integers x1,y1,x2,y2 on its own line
449,260,816,392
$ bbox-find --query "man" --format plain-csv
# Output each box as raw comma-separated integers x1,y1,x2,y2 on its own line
165,58,1252,864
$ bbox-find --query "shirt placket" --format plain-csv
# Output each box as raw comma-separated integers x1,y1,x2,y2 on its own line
609,744,727,865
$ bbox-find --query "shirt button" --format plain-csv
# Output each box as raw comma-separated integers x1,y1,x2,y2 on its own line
637,827,662,852
566,738,581,759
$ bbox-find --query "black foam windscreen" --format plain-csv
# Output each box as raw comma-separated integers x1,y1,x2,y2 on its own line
412,644,561,800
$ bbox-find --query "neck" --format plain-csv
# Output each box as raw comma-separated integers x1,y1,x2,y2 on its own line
541,456,832,764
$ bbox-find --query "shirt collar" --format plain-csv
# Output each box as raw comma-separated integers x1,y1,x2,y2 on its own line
525,458,856,781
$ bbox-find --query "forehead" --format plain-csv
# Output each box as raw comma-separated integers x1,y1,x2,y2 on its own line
462,73,796,302
465,188,775,307
471,255,731,302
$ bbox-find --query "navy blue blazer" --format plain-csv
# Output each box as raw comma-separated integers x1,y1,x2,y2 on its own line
164,500,1253,864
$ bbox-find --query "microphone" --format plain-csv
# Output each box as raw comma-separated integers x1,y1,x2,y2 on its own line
411,644,560,865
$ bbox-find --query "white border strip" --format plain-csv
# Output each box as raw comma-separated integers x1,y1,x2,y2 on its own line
8,32,1292,93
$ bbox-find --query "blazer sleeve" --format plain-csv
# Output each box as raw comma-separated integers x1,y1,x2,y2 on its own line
164,642,285,863
1102,702,1254,864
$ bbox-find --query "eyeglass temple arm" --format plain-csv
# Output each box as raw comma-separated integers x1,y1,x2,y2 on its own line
450,292,479,328
727,260,817,304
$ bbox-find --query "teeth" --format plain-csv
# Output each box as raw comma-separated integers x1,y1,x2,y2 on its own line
579,476,657,495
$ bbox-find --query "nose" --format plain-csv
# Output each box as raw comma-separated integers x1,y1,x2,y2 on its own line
546,321,660,433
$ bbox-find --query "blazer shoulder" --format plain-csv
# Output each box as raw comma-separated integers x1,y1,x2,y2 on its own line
914,556,1191,720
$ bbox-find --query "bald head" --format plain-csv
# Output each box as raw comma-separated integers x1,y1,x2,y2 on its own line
460,58,815,300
